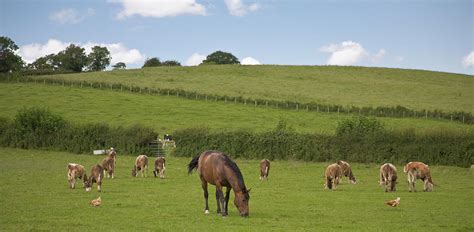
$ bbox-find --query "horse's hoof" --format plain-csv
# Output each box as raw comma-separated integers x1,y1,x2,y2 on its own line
204,210,210,214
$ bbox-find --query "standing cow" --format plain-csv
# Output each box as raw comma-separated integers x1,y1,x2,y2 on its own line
404,161,434,192
67,163,85,189
379,163,397,192
153,157,166,179
259,159,270,181
132,155,149,177
337,160,356,184
325,163,342,190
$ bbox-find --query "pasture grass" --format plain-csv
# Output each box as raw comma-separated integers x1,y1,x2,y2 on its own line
0,83,472,136
0,148,473,231
32,65,474,113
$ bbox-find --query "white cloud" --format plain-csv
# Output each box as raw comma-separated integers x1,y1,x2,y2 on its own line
462,51,474,67
395,56,404,63
49,8,84,24
320,41,368,66
371,49,386,63
112,0,206,19
18,39,146,66
225,0,260,16
241,57,261,65
185,53,206,66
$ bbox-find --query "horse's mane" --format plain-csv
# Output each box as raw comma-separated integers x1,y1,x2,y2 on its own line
219,152,246,191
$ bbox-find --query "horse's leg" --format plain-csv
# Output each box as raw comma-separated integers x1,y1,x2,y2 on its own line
216,186,226,216
201,181,209,214
215,187,221,214
224,187,231,215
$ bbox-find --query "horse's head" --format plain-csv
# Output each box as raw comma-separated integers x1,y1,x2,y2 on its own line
234,188,250,217
131,168,137,177
349,172,357,184
83,174,92,192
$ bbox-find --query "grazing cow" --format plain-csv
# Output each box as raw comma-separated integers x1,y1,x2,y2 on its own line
67,163,85,189
102,155,115,179
132,155,149,177
259,159,270,181
84,164,104,192
404,161,434,192
337,160,356,184
325,163,342,190
379,163,397,192
153,157,166,179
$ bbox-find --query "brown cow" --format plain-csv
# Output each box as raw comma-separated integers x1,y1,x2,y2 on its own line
259,159,270,181
325,163,342,190
84,164,104,192
337,160,356,184
404,161,434,192
379,163,397,192
67,163,85,189
102,156,115,179
153,157,166,179
132,155,149,177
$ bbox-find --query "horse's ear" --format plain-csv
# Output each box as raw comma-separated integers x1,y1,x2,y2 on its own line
247,188,251,193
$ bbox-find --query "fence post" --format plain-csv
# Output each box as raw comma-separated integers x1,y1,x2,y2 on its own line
296,104,299,111
244,99,247,105
425,110,428,119
450,115,453,121
306,105,309,111
255,100,257,107
225,97,227,104
205,95,208,101
463,116,465,124
337,108,339,114
266,101,268,107
327,106,329,113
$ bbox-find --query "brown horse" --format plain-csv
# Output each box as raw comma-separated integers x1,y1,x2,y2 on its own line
188,150,250,217
404,161,434,192
337,160,356,184
67,163,85,189
325,163,342,190
153,157,166,179
102,156,115,179
379,163,397,192
84,164,104,192
259,159,270,181
132,155,149,177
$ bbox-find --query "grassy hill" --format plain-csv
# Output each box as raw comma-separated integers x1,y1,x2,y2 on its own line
32,65,474,114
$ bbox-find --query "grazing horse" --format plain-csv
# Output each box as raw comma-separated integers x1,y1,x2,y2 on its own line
84,164,104,192
259,159,270,181
325,163,342,190
132,155,149,177
404,161,434,192
188,150,250,217
153,157,166,179
379,163,397,192
102,156,115,179
67,163,85,189
337,160,356,184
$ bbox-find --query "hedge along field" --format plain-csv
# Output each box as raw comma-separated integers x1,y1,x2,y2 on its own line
0,83,472,136
29,65,474,114
0,148,473,231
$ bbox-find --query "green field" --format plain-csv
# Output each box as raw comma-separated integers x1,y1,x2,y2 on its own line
0,148,472,231
0,83,471,135
33,65,474,113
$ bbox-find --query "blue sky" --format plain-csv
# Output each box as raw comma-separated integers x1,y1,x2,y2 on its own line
1,0,473,74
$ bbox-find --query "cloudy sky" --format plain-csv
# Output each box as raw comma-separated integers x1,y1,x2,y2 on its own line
1,0,473,74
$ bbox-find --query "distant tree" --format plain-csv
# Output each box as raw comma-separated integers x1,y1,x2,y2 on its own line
202,51,240,65
29,54,58,71
161,60,181,66
56,44,88,72
87,46,111,71
112,62,126,70
142,57,161,68
0,36,24,72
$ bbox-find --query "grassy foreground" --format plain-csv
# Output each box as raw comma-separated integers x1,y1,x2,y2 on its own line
0,148,472,231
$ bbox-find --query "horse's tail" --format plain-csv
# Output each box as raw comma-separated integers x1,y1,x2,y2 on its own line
187,155,200,175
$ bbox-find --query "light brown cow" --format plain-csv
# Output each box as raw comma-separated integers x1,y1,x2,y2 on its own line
379,163,397,192
404,161,434,192
337,160,356,184
325,163,342,190
259,159,270,181
132,155,149,177
102,156,115,179
67,163,85,189
153,157,166,179
84,164,104,192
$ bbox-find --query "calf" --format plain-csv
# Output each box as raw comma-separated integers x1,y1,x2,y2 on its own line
84,164,104,192
337,160,356,184
404,161,434,192
325,163,342,190
153,157,166,179
67,163,85,189
102,155,115,179
379,163,397,192
259,159,270,181
132,155,149,177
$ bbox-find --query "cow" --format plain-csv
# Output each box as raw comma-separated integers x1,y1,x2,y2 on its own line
67,163,85,189
153,157,166,179
325,163,342,190
403,161,434,192
132,155,149,177
337,160,356,184
259,159,270,181
102,155,115,179
379,163,397,192
84,164,104,192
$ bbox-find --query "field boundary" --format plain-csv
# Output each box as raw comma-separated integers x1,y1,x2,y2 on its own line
1,74,472,124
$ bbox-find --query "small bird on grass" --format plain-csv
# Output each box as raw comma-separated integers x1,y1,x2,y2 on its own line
90,196,101,207
385,197,400,207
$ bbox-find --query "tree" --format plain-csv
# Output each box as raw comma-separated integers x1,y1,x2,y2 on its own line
202,51,240,65
87,46,111,71
0,36,24,72
56,44,87,72
161,60,181,66
142,57,161,68
29,54,58,71
112,62,126,70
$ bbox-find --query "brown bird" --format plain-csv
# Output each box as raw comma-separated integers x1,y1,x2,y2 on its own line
90,196,101,207
385,197,400,207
